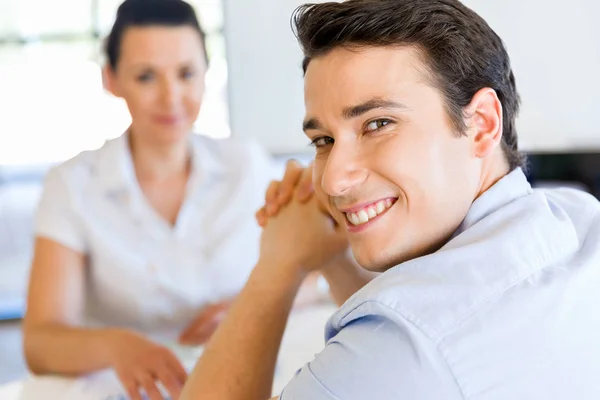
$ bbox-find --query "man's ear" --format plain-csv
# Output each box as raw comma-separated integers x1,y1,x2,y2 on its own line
465,87,503,159
102,65,121,98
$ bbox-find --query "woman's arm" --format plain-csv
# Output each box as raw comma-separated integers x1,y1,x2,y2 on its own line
23,237,188,399
22,237,118,375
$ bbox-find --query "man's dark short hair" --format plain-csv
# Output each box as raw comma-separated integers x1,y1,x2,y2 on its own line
293,0,526,170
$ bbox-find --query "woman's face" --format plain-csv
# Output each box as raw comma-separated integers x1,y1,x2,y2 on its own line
105,25,207,146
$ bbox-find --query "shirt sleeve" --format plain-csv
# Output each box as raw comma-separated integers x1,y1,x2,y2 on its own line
280,305,464,400
34,166,87,253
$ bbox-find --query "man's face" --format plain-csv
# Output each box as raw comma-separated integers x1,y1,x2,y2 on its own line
304,46,482,272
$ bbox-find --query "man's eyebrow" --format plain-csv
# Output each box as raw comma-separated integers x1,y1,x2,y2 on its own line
302,98,409,132
342,98,409,120
302,117,321,132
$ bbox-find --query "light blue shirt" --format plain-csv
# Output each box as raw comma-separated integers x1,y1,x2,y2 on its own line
281,168,600,399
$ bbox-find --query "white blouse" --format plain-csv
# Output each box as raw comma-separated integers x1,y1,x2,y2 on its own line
34,133,275,340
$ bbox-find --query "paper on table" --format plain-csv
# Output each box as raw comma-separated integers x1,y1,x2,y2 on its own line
17,345,205,400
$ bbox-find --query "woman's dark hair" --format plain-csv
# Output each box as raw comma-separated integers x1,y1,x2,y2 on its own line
104,0,207,70
293,0,526,170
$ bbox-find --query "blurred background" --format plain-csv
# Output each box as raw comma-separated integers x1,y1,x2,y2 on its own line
0,0,232,328
0,0,599,384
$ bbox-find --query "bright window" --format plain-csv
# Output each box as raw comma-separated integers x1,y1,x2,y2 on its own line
0,0,229,166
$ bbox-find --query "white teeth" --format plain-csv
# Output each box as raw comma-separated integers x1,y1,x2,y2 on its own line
367,207,377,219
345,199,395,226
358,210,369,224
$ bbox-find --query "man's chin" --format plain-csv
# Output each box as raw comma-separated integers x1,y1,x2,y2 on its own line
351,247,401,273
351,244,419,273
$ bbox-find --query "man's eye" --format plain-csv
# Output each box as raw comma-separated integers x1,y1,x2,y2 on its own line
310,136,334,148
366,119,392,131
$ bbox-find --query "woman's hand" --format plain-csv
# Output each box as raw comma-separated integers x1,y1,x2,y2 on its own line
107,330,188,400
177,300,231,346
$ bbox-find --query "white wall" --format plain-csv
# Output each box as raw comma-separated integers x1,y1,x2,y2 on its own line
223,0,311,154
224,0,600,154
462,0,600,152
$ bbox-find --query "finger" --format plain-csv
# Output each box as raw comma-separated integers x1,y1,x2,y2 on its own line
179,308,225,345
178,304,222,343
277,159,304,204
295,165,315,203
119,375,142,400
178,306,213,343
255,207,268,227
198,317,224,344
179,318,221,346
138,374,164,400
164,353,188,384
178,328,204,345
264,180,281,208
178,316,204,343
178,323,204,345
177,322,193,343
265,182,282,216
155,364,183,400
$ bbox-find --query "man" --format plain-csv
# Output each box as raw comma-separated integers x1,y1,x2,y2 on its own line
181,1,600,399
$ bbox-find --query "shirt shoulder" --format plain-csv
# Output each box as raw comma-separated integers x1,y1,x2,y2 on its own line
319,177,600,399
35,144,112,252
330,189,585,342
540,187,600,239
42,146,106,196
283,300,464,400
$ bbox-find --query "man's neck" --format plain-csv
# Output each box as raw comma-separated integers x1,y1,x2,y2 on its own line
475,152,511,200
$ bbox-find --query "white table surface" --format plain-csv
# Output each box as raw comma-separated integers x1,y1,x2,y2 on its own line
0,303,336,400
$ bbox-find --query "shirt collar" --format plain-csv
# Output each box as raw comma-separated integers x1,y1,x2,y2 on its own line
187,133,224,188
452,167,533,238
95,131,223,195
95,133,135,194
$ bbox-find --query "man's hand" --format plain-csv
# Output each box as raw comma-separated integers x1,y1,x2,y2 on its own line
107,330,187,400
259,196,347,275
178,300,232,346
256,160,315,228
256,159,377,306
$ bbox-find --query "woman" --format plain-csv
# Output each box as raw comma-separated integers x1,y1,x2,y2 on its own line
22,1,275,399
